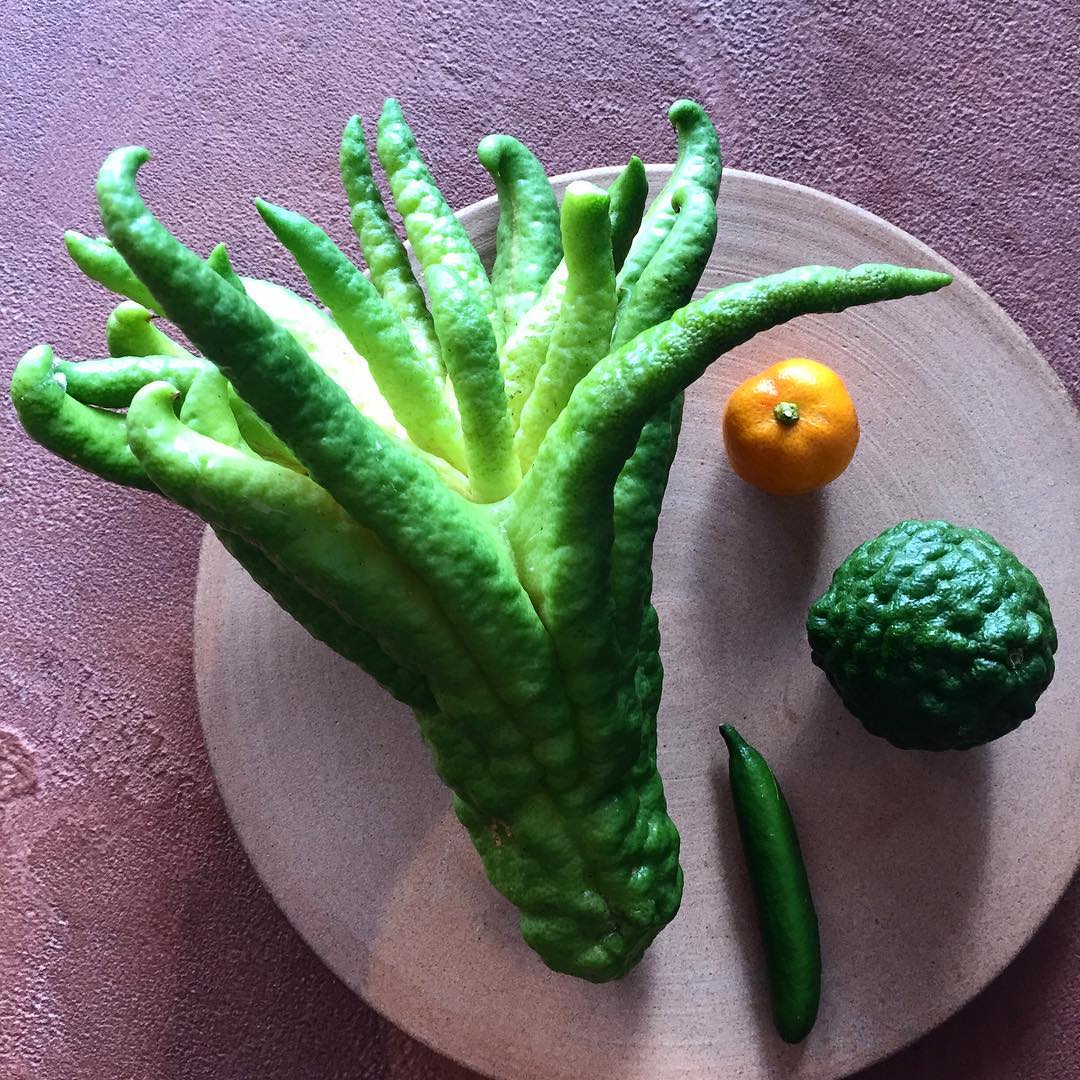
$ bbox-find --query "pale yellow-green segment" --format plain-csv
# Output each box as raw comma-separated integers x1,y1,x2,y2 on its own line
515,182,616,473
240,277,403,436
426,264,520,502
106,301,194,360
500,262,567,429
376,99,504,347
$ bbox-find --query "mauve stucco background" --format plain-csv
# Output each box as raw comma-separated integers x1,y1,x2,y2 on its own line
1,1,1077,1077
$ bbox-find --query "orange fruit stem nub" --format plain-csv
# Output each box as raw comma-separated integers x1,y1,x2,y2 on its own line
774,401,800,426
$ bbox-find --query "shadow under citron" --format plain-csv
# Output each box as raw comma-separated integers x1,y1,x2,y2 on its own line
722,357,860,495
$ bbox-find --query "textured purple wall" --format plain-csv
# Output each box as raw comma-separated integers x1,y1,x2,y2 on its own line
2,1,1077,1077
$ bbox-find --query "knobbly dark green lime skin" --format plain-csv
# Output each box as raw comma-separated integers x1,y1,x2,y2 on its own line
808,520,1057,751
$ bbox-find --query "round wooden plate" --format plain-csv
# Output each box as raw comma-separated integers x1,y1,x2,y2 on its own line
194,168,1079,1080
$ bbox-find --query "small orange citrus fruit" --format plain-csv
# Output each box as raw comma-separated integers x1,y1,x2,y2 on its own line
722,357,860,495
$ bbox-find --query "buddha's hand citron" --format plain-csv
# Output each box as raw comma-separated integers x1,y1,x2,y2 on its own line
9,94,954,980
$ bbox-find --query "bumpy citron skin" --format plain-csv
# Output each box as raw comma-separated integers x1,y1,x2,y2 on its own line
808,520,1057,751
723,357,859,495
9,98,954,981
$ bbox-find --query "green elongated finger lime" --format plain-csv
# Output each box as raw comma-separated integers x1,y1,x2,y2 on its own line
720,724,820,1044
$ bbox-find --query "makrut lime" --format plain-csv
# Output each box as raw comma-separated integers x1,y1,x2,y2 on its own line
807,520,1057,751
